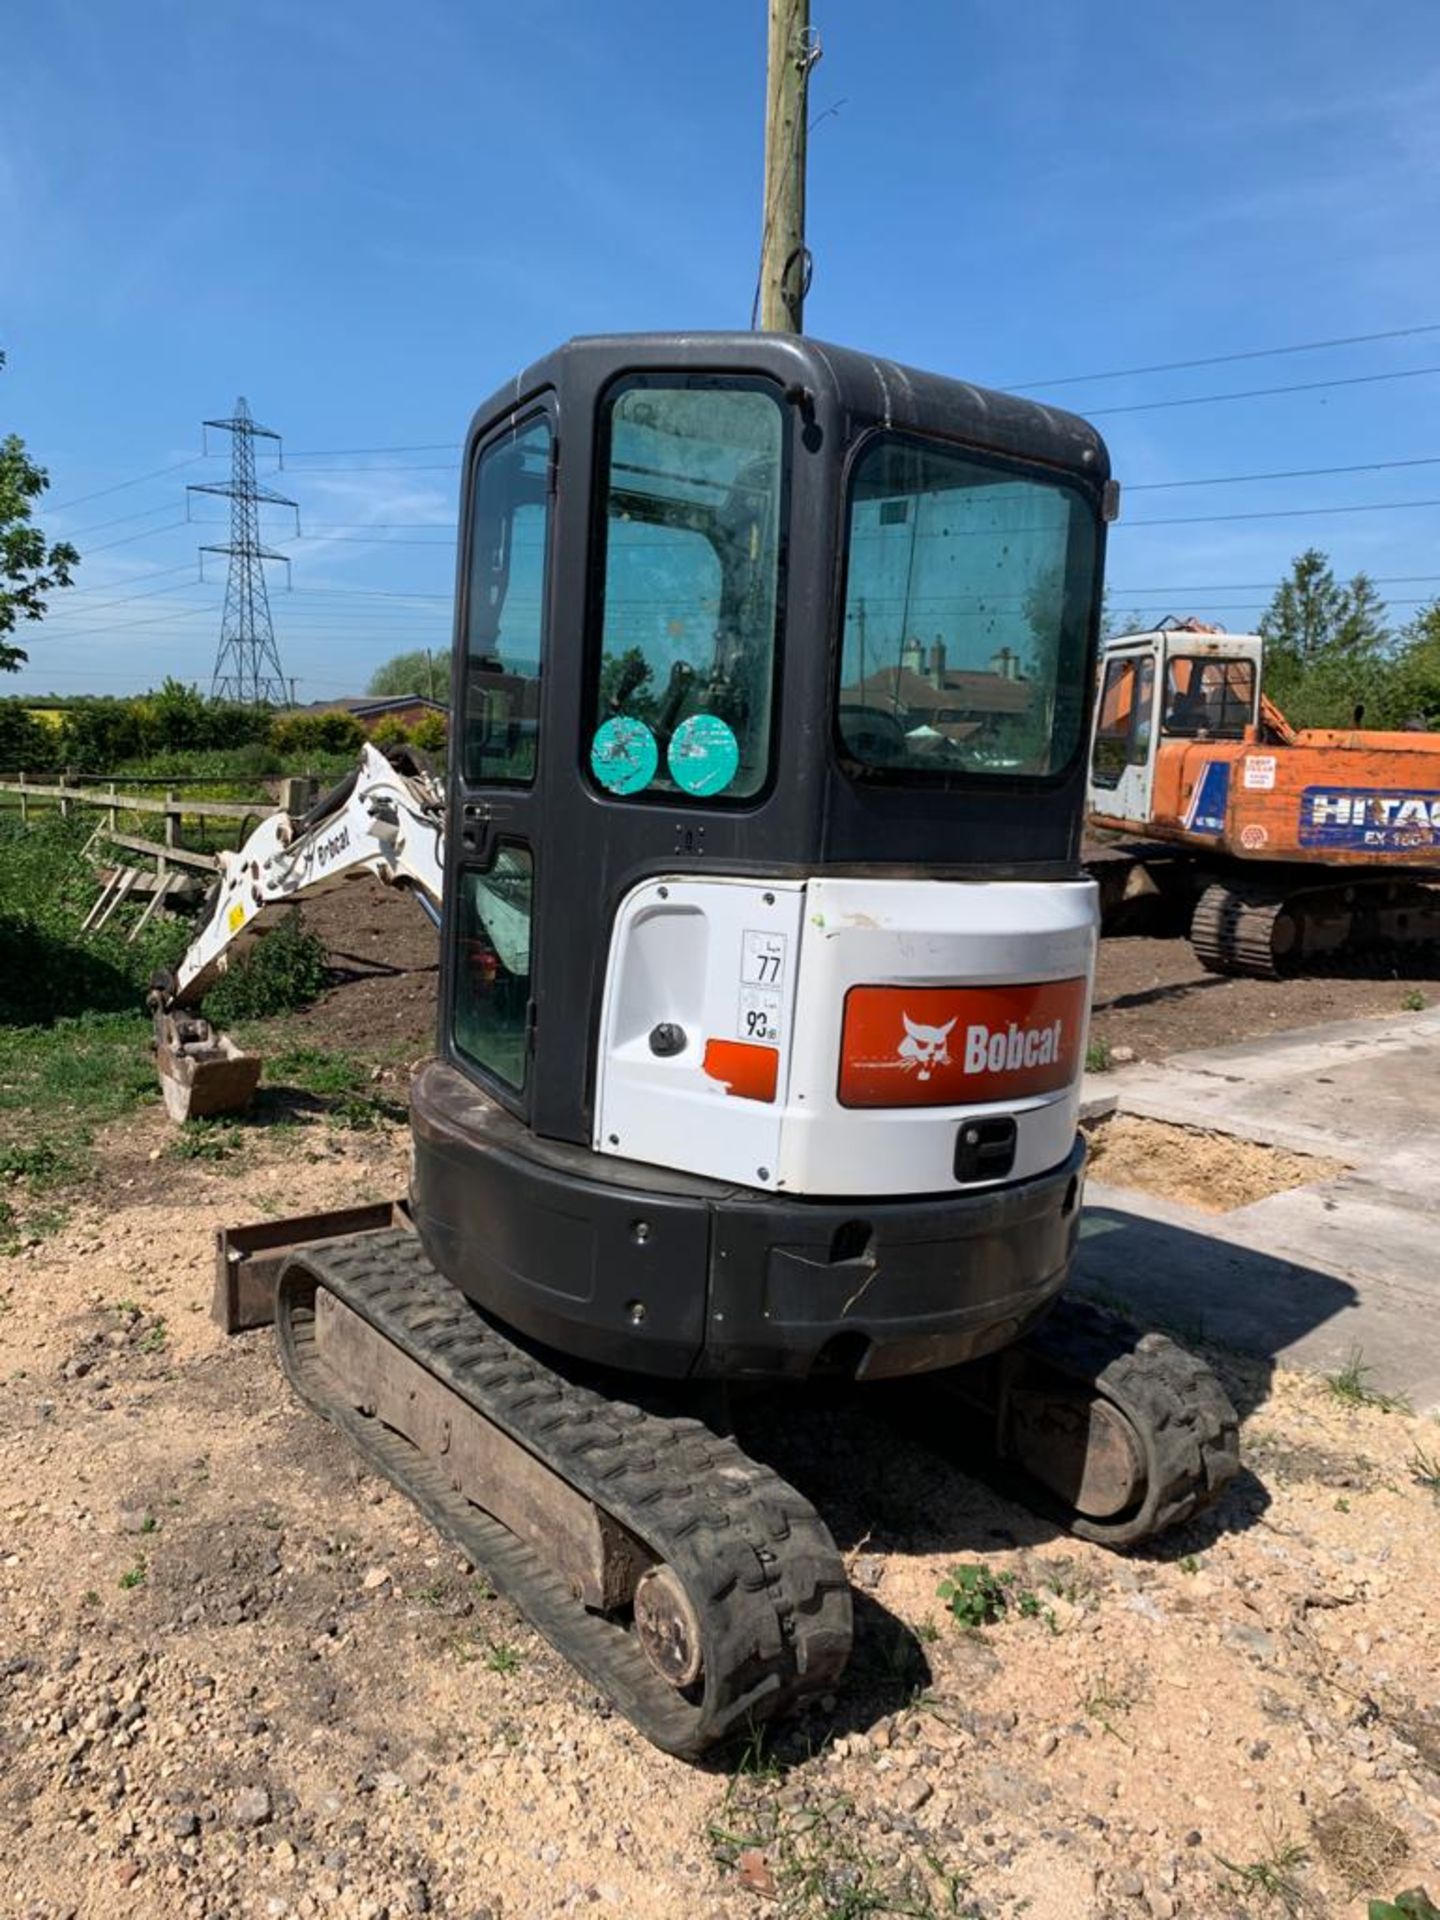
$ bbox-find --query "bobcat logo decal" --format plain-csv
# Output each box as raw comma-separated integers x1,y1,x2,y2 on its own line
896,1014,956,1081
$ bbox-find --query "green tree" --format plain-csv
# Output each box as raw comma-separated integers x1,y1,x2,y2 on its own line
1,353,79,671
366,649,447,700
1258,549,1393,726
1388,600,1440,729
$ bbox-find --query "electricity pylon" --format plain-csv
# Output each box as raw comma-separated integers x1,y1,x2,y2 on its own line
189,398,299,705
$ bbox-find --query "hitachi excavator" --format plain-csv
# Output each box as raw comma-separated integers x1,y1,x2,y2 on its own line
1087,618,1440,975
152,334,1238,1757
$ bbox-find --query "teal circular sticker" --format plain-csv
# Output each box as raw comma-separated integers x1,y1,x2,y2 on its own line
668,713,740,797
590,715,658,795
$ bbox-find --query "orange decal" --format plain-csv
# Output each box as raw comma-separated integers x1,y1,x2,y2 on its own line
702,1038,779,1103
839,978,1087,1108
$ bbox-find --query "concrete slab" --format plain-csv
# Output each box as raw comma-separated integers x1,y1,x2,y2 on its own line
1074,1010,1440,1411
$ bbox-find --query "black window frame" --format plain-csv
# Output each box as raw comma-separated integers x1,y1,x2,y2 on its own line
582,370,791,812
831,427,1104,794
456,405,555,791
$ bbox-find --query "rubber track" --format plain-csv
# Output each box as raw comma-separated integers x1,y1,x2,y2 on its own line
274,1229,852,1759
1015,1298,1241,1546
1191,881,1286,978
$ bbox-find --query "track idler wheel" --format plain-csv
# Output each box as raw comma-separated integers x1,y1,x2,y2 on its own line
1002,1300,1241,1546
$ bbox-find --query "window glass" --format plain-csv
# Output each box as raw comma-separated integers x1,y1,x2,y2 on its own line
463,417,551,785
1091,657,1135,790
838,436,1098,780
1131,656,1155,764
590,381,783,802
453,847,533,1093
1164,657,1255,738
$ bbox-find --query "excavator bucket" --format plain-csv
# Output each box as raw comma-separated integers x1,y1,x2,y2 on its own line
154,1011,262,1124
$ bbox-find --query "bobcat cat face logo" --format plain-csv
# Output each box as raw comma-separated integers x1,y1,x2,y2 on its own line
897,1014,956,1080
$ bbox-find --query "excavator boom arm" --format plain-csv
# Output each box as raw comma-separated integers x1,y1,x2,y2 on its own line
168,743,446,1007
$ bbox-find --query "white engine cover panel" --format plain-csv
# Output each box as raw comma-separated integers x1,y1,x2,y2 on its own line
593,873,1097,1199
780,876,1097,1197
593,877,805,1191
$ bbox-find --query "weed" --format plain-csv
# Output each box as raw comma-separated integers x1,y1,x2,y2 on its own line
138,1514,157,1535
1312,1792,1408,1895
1335,1496,1352,1513
1369,1890,1440,1920
1085,1037,1113,1074
258,1509,282,1530
484,1641,524,1675
913,1617,941,1645
710,1772,969,1918
139,1320,167,1354
81,1588,101,1607
1179,1554,1201,1575
1409,1445,1440,1500
1216,1842,1309,1914
937,1564,1010,1628
1400,990,1427,1013
1080,1673,1140,1746
118,1558,147,1590
169,1120,240,1162
414,1583,446,1608
202,912,329,1023
1327,1348,1412,1415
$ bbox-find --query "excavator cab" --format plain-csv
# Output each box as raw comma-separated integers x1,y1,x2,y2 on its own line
1087,622,1263,833
413,332,1118,1382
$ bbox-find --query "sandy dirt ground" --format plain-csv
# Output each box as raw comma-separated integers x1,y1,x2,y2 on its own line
4,885,1440,1920
3,1096,1439,1920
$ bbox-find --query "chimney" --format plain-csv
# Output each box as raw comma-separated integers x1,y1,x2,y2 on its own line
928,638,946,687
901,638,923,674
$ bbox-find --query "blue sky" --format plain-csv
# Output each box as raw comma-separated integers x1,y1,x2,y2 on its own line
3,0,1439,698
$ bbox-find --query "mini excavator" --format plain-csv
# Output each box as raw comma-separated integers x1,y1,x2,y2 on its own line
154,335,1239,1757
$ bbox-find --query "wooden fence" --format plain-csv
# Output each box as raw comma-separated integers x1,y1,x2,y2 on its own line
0,776,277,878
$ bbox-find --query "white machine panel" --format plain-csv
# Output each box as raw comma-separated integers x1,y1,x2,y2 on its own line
593,873,1098,1200
593,878,805,1191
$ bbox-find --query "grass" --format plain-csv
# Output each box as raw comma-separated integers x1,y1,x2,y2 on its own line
708,1759,975,1919
1085,1037,1113,1073
1327,1348,1412,1415
1409,1444,1440,1500
1400,989,1427,1013
118,1558,147,1591
1215,1841,1310,1914
483,1640,524,1675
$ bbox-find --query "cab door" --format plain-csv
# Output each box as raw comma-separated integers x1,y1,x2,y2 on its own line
1088,647,1158,827
442,400,555,1120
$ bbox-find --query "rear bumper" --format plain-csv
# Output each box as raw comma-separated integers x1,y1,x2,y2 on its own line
410,1060,1084,1382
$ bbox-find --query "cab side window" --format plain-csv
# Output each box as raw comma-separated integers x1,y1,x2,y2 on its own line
1091,657,1135,789
462,417,551,786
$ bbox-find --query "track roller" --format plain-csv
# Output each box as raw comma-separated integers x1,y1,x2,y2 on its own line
915,1298,1240,1547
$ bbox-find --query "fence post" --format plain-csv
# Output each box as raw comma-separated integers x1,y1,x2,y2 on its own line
60,768,74,820
162,789,178,891
106,780,118,837
18,772,26,825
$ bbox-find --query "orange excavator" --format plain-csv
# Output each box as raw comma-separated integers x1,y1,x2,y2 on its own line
1085,619,1440,976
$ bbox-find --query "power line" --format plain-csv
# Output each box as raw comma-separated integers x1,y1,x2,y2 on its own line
1127,454,1440,492
1110,572,1440,594
57,500,191,541
284,441,454,458
1006,321,1440,393
81,518,189,554
1090,364,1440,418
1128,494,1440,528
48,455,205,513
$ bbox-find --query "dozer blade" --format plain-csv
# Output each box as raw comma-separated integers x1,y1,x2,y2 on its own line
155,1011,263,1124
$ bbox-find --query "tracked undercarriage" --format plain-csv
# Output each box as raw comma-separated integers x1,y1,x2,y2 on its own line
215,1220,1240,1757
1191,872,1440,979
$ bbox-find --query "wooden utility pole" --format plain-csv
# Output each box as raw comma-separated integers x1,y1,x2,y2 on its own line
758,0,814,333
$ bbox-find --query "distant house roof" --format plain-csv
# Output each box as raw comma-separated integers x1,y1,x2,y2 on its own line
296,695,449,717
841,666,1030,718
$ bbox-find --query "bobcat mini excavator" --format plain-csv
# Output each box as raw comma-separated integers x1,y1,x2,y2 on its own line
154,334,1238,1757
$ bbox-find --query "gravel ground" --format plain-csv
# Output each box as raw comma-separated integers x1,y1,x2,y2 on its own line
3,1100,1439,1920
